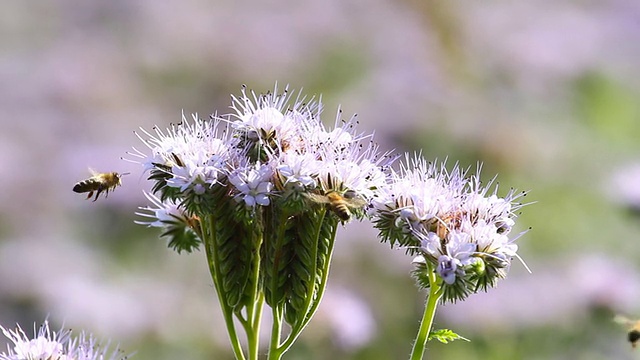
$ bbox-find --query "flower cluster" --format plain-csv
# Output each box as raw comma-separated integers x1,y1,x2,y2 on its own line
0,320,128,360
125,84,530,357
129,85,393,332
371,154,528,303
130,85,392,239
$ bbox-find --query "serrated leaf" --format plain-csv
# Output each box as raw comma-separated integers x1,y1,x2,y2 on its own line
161,222,201,253
428,329,469,344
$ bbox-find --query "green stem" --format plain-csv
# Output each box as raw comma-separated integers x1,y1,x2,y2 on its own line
267,305,284,360
223,312,246,360
246,229,265,360
246,306,261,360
266,210,291,360
409,269,443,360
203,215,247,360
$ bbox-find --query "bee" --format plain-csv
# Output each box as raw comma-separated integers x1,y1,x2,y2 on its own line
73,169,129,201
307,190,367,222
430,210,466,240
614,315,640,349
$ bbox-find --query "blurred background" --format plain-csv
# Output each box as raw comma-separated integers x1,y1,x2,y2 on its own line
2,0,640,359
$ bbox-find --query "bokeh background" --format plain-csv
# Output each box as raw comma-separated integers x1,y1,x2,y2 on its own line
2,0,640,359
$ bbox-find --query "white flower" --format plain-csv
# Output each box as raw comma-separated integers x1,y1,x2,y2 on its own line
372,155,464,227
225,85,391,204
421,231,475,267
228,84,322,154
131,84,392,256
0,321,128,360
1,321,67,360
276,152,320,189
242,107,285,135
371,154,529,300
306,123,391,200
127,112,232,191
317,157,385,199
135,192,187,228
229,163,274,207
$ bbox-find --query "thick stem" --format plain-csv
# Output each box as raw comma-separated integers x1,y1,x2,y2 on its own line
267,305,284,360
409,269,443,360
246,310,260,360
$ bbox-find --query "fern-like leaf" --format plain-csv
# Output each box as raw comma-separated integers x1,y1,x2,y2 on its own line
428,328,469,344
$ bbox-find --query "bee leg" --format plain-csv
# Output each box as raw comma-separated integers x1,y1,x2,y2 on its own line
93,188,104,202
85,191,94,200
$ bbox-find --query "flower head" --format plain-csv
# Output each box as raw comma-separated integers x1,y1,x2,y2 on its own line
129,84,392,224
0,320,128,360
127,84,394,330
371,154,529,302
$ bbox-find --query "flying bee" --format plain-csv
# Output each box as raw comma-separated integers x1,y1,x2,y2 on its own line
73,169,130,201
614,315,640,349
307,190,367,222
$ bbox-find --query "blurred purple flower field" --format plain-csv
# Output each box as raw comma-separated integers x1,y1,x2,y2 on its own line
2,0,640,358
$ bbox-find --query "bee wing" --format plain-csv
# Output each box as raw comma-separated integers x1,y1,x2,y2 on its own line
306,193,330,204
614,315,635,327
344,194,367,208
88,168,99,177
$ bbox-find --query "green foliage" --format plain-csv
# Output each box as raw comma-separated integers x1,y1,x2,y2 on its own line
373,211,421,254
412,260,489,304
412,262,432,291
160,215,201,253
148,164,182,202
428,329,469,344
313,216,338,300
470,255,506,293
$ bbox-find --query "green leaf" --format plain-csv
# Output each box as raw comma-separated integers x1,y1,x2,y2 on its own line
428,328,469,344
160,216,201,253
